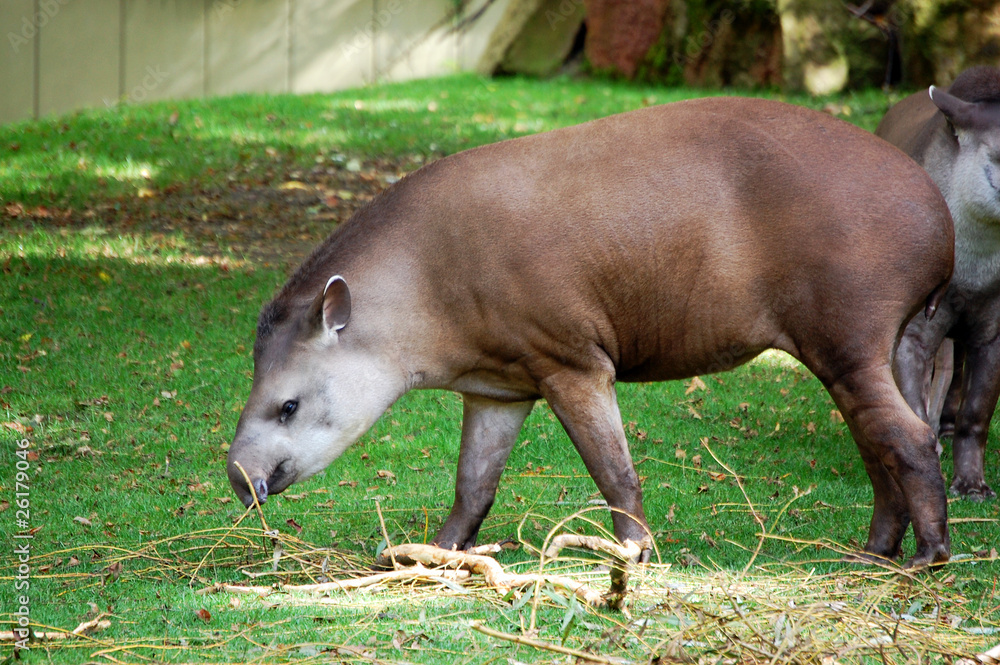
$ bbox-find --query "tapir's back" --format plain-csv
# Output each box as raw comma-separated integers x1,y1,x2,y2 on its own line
384,97,953,380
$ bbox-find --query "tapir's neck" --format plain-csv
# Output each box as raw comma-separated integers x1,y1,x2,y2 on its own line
950,207,1000,291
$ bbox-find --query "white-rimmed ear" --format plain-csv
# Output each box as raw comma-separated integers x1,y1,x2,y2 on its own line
930,85,981,132
322,275,351,333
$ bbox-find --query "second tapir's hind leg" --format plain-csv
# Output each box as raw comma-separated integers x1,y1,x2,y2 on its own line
824,364,950,567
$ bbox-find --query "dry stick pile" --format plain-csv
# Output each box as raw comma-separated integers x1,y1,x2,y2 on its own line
4,517,1000,663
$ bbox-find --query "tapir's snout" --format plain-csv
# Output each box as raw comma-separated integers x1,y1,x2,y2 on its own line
226,440,296,508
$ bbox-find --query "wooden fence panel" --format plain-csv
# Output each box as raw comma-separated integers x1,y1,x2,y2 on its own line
124,0,206,104
38,0,119,117
0,0,510,125
1,0,36,122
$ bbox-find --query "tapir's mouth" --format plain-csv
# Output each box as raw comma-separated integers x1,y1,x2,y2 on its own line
236,459,296,507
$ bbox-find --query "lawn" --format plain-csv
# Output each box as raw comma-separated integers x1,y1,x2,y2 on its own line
2,74,999,663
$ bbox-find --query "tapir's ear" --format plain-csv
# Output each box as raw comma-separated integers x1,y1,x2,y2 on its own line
930,86,981,132
320,275,351,333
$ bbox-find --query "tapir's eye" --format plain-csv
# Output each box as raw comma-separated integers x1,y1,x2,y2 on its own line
279,400,298,423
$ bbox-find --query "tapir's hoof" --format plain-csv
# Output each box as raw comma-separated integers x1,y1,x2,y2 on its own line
903,546,950,570
949,479,996,502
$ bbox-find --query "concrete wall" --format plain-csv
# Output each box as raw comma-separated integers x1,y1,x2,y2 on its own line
0,0,510,125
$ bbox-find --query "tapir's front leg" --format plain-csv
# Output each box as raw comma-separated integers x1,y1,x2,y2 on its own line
538,367,651,561
950,340,1000,500
434,396,535,550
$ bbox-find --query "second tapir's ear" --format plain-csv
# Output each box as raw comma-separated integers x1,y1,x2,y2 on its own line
321,275,351,333
930,86,981,132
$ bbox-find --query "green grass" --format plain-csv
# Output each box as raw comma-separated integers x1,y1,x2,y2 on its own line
0,74,895,211
1,75,999,663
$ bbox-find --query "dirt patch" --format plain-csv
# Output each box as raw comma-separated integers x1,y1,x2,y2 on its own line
2,157,417,270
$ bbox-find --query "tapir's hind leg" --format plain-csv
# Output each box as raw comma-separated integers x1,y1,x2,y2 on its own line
434,396,535,551
537,367,651,558
823,364,950,567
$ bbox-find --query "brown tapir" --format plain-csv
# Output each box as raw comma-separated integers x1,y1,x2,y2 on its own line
878,66,1000,501
228,97,954,567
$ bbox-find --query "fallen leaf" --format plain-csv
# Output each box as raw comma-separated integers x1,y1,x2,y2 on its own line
195,608,211,622
692,454,702,468
830,409,844,423
687,405,702,420
674,448,686,460
74,516,93,527
286,517,303,533
104,561,123,582
685,376,708,395
0,500,8,512
709,472,726,482
376,469,397,484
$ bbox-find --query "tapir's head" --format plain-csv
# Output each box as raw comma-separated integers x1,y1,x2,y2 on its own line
930,68,1000,220
227,275,400,507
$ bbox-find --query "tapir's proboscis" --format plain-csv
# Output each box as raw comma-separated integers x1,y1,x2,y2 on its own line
878,66,1000,501
228,97,955,567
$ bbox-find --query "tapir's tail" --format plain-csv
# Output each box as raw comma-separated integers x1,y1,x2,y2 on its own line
924,280,950,320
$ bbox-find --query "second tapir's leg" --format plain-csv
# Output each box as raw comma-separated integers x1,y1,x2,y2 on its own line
938,340,965,439
538,368,651,557
926,339,955,440
434,396,535,551
950,340,1000,500
826,365,949,567
895,310,953,423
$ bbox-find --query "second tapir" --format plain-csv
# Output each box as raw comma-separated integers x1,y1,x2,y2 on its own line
878,67,1000,501
228,97,955,567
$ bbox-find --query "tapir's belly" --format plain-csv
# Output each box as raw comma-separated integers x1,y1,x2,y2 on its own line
449,286,782,398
